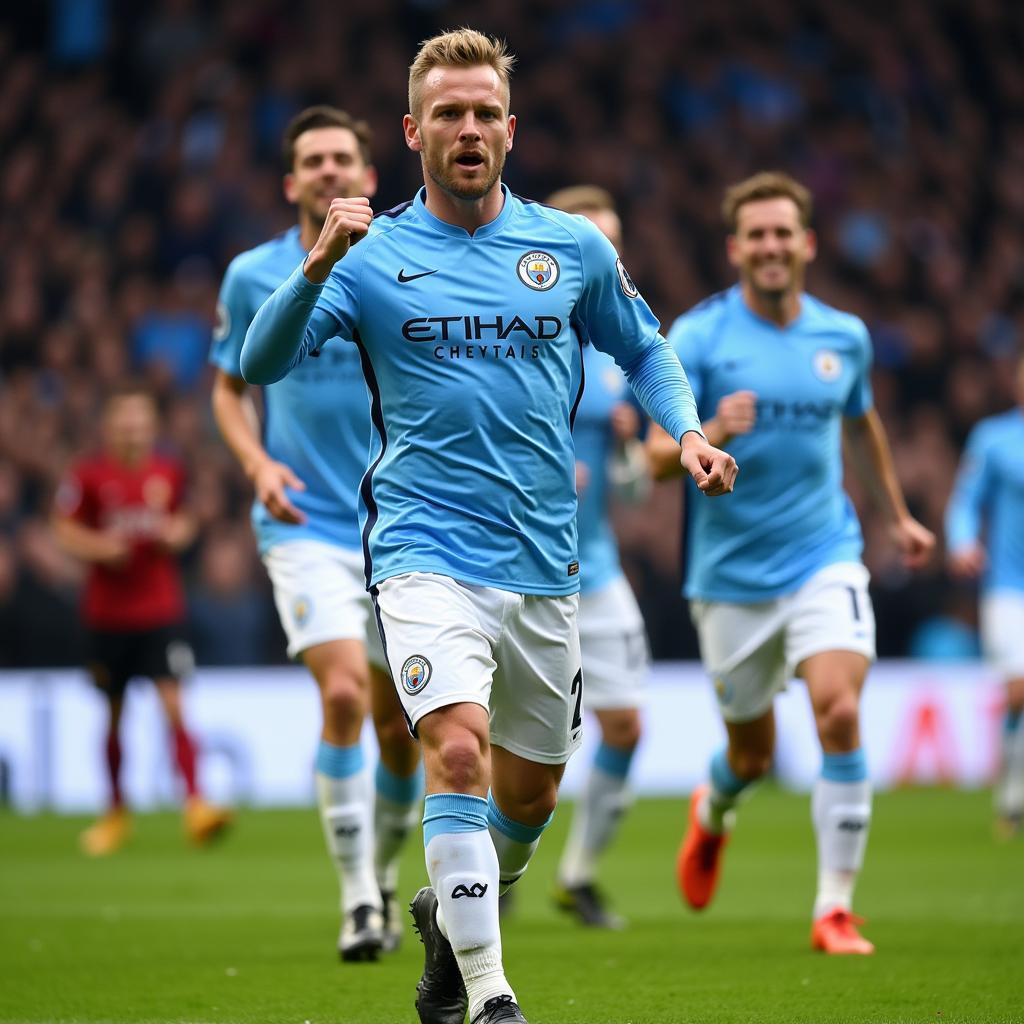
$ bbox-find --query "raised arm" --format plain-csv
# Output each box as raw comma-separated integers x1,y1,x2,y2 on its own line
240,196,372,385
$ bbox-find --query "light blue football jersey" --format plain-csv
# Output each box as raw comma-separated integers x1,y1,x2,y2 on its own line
242,187,701,596
668,285,873,602
946,409,1024,594
573,344,634,594
210,226,370,554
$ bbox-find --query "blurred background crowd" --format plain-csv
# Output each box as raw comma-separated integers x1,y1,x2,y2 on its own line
1,0,1021,666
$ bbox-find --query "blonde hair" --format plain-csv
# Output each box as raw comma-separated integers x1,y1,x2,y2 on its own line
408,28,516,118
545,185,616,216
722,171,813,232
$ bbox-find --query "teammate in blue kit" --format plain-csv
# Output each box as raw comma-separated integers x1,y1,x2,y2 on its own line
544,185,650,930
241,29,736,1024
647,171,934,954
210,106,421,962
946,352,1024,837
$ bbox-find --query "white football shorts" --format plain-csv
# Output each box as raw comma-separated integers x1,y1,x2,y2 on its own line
578,574,649,710
373,572,583,765
262,539,386,667
690,561,876,723
980,590,1024,678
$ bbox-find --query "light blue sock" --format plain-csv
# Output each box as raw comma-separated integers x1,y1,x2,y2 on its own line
487,790,552,892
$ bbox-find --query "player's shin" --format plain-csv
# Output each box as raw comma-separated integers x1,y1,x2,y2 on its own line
315,740,381,912
486,791,553,894
812,749,872,919
996,706,1024,823
557,742,635,886
424,793,512,1019
703,748,754,833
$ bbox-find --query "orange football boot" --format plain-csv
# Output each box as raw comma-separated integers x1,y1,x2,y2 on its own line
184,797,233,846
810,908,875,954
676,784,729,910
80,807,131,856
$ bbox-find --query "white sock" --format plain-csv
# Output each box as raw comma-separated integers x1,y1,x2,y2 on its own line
812,776,872,919
996,712,1024,818
315,743,380,914
557,761,632,887
486,791,551,894
373,763,422,893
425,824,513,1020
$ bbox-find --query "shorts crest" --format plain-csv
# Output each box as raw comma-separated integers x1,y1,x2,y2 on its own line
401,654,432,695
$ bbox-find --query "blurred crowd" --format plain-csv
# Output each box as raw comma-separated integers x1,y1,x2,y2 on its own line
1,0,1021,666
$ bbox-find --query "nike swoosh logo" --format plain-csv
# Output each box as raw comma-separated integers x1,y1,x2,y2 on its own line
398,268,439,283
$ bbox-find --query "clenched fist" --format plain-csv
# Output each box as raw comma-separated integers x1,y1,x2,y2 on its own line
303,197,374,283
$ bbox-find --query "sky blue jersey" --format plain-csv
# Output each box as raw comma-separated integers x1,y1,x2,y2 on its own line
242,187,701,596
573,344,635,594
210,226,370,554
945,409,1024,594
668,285,873,602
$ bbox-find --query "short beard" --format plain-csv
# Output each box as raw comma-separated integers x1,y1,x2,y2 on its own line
424,148,504,202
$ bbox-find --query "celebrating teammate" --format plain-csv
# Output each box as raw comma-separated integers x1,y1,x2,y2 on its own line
241,29,735,1024
210,106,421,961
648,171,934,954
946,352,1024,837
52,386,232,855
544,185,650,930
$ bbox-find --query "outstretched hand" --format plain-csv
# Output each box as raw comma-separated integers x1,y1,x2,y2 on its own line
680,432,738,497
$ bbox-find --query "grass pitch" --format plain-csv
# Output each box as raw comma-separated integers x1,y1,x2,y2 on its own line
1,787,1020,1024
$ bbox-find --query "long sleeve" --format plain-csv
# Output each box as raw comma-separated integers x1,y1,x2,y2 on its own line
619,336,702,442
241,264,341,385
945,425,991,551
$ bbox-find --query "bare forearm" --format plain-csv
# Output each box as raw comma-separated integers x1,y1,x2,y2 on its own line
844,410,909,523
211,375,270,481
51,518,117,563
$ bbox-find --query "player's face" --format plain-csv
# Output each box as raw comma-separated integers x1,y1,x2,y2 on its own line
405,65,515,201
580,208,622,252
104,395,157,463
728,197,816,299
284,127,377,224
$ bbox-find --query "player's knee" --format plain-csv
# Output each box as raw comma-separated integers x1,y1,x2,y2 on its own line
501,782,558,826
817,693,860,747
430,731,488,792
321,671,367,727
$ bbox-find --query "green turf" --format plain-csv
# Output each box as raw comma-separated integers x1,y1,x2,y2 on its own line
1,787,1020,1023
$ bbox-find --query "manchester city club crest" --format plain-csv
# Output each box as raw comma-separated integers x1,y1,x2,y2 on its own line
517,250,560,290
401,654,432,695
292,595,313,628
813,349,842,382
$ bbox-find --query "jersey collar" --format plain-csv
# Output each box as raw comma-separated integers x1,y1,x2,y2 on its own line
412,183,514,239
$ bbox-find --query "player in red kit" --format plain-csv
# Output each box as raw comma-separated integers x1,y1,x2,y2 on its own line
53,386,232,855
